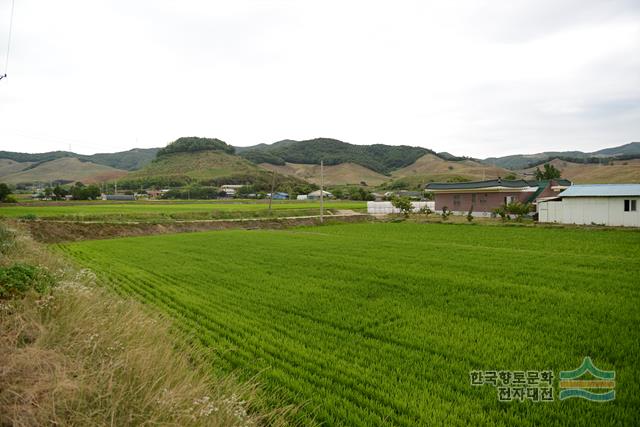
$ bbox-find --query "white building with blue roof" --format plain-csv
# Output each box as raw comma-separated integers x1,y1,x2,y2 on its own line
538,184,640,227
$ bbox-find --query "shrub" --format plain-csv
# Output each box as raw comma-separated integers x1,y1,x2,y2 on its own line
466,205,474,222
441,206,451,221
0,183,11,201
493,206,508,221
19,213,38,221
391,196,413,218
0,264,54,299
2,195,18,203
0,223,15,254
418,206,432,216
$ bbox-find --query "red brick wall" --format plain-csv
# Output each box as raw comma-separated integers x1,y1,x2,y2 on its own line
434,191,533,212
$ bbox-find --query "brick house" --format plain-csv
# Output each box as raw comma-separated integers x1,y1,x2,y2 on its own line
424,179,571,215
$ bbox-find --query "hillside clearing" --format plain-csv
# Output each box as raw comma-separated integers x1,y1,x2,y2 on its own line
259,162,389,186
522,158,640,184
59,222,640,426
0,157,128,185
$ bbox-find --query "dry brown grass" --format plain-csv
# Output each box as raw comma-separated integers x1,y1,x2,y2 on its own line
0,222,295,426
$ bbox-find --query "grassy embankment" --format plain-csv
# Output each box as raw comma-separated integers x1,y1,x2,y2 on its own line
59,222,640,425
0,221,293,426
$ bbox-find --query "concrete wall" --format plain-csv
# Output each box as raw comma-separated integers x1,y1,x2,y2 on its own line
538,197,640,227
367,201,435,214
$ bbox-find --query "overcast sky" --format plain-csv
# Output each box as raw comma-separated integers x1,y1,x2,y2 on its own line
0,0,639,158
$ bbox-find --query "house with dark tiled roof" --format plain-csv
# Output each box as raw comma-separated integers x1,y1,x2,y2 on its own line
424,178,571,216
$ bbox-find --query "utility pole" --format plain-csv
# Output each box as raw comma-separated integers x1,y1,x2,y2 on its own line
320,160,324,223
268,170,277,215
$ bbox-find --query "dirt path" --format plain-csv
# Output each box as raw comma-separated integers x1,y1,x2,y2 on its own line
18,213,372,243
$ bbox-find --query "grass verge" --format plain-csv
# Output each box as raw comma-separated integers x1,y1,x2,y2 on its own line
0,221,292,426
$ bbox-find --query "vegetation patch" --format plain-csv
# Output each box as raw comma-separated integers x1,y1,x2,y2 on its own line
0,263,53,299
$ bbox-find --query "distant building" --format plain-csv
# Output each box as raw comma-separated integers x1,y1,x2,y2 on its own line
538,184,640,227
425,179,571,216
307,190,333,200
220,184,244,197
268,192,289,200
102,194,135,201
296,195,308,201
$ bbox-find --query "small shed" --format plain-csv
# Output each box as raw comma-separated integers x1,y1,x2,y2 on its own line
102,194,135,201
538,184,640,227
307,190,333,200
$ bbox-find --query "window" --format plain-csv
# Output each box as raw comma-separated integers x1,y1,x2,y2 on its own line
505,196,514,205
453,194,461,207
624,199,637,212
471,194,477,203
479,193,487,203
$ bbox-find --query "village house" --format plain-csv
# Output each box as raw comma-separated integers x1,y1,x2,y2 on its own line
538,184,640,227
307,190,333,200
424,178,572,215
220,184,244,197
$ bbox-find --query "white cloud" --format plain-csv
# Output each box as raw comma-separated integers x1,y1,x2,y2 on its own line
0,0,638,157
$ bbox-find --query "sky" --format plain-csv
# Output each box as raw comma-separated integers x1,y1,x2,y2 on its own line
0,0,639,158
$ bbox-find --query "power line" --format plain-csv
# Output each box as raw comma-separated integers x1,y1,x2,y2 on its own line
2,0,16,79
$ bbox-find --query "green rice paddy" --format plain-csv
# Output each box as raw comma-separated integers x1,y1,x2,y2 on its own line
58,222,640,425
0,200,366,221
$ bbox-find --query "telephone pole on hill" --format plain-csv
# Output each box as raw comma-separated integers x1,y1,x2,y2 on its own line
268,170,277,215
320,160,324,223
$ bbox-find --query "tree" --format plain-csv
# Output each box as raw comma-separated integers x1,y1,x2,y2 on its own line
391,196,413,218
534,164,561,180
466,205,474,222
70,182,101,200
0,183,11,202
52,185,68,201
504,172,518,180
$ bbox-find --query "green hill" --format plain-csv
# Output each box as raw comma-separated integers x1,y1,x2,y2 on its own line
120,137,310,190
0,148,159,171
483,142,640,169
0,157,128,185
239,138,433,174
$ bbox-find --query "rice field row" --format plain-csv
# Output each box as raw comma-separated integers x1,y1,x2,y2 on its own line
58,223,640,425
0,200,366,221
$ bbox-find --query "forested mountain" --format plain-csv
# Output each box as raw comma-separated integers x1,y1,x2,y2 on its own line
483,142,640,169
0,148,159,171
238,138,433,175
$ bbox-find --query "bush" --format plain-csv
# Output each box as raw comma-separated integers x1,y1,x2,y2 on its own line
418,206,432,216
0,183,13,202
441,206,451,221
391,196,413,218
2,195,18,203
0,264,54,299
466,205,474,222
493,206,508,221
0,223,15,255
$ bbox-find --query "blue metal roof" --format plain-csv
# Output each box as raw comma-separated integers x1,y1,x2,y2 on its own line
559,184,640,197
